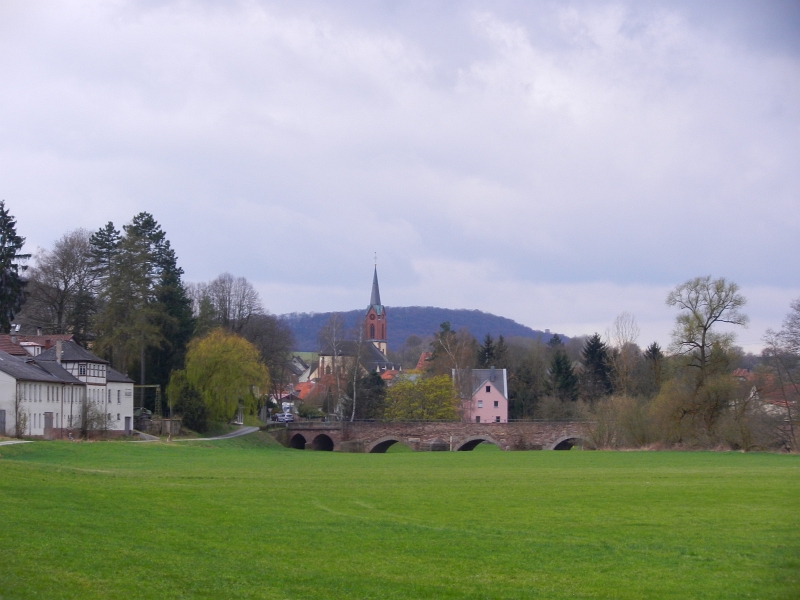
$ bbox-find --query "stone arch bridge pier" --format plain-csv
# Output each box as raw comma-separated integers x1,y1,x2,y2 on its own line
268,421,592,452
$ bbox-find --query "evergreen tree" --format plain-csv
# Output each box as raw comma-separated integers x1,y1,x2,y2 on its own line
477,334,496,367
580,333,613,401
0,201,30,332
643,341,664,396
494,335,509,367
548,350,579,402
146,241,194,390
477,334,510,368
89,221,121,284
346,370,387,420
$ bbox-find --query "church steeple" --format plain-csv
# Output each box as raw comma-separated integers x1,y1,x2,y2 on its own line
370,266,381,307
365,265,387,355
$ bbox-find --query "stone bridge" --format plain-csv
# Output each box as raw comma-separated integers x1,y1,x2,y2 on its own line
268,421,592,452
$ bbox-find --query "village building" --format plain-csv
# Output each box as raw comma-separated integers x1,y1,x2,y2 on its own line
456,367,509,424
0,339,134,438
317,266,401,378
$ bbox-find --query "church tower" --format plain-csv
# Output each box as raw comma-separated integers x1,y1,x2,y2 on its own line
364,266,387,355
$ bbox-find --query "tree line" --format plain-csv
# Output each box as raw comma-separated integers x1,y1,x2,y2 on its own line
1,202,293,432
310,276,798,451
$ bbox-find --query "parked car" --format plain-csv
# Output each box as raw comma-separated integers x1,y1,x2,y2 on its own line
273,413,294,423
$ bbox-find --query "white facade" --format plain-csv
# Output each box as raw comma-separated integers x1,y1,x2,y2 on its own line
0,371,85,438
0,341,134,438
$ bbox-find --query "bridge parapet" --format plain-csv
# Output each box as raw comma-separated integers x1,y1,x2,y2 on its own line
268,420,593,452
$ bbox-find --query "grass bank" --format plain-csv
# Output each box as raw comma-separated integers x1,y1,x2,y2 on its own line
0,438,797,599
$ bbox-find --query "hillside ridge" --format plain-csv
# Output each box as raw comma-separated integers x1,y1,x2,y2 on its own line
280,306,561,351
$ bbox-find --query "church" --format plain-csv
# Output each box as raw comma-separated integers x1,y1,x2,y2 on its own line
317,266,401,377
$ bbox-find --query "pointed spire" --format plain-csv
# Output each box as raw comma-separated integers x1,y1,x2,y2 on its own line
370,265,381,307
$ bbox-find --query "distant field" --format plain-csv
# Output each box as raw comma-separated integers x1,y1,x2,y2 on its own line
0,435,798,599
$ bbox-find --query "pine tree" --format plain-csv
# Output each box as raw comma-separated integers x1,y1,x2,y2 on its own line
581,333,613,401
548,350,579,402
0,201,30,332
89,221,121,284
643,342,664,395
477,334,495,367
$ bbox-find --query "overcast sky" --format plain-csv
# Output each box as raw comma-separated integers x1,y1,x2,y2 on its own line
2,0,799,351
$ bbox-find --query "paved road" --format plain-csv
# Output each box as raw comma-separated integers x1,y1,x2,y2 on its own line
175,426,260,442
0,440,33,446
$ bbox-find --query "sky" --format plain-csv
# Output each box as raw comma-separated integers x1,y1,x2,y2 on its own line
2,0,799,352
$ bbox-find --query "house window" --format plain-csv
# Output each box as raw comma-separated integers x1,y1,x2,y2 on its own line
475,416,480,423
117,390,121,404
117,414,120,421
79,364,86,376
370,324,375,339
486,385,490,393
477,401,483,408
495,416,501,422
494,401,499,408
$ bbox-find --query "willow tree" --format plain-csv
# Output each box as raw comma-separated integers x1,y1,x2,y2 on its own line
182,329,270,422
384,375,457,421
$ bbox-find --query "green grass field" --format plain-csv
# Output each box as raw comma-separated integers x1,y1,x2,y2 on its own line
1,435,798,599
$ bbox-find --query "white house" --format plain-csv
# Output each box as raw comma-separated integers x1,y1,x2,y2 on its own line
0,340,135,438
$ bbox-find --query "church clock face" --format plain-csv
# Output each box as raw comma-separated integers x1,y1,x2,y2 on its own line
369,314,376,320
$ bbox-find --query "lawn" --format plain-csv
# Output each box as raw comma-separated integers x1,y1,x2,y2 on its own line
0,435,798,599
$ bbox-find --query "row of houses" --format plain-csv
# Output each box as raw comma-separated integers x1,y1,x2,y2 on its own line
0,335,134,439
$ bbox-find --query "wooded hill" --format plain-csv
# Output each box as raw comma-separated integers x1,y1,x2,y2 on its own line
280,306,561,351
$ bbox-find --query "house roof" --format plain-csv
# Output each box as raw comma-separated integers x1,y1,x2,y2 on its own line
294,381,316,400
0,350,66,383
457,368,508,399
30,359,84,384
0,334,75,356
285,355,309,377
318,340,400,372
107,367,134,383
36,340,109,364
416,352,432,370
0,337,28,356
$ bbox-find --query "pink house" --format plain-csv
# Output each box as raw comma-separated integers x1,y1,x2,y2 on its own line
455,367,509,423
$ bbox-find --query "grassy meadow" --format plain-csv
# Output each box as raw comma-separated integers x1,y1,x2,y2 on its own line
0,434,798,599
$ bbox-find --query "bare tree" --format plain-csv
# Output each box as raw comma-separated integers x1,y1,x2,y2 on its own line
348,322,369,422
241,313,295,400
13,389,28,439
606,311,641,395
18,229,96,336
427,322,477,419
318,313,347,417
206,273,263,333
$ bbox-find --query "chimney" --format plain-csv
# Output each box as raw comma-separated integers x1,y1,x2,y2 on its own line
490,366,496,382
37,327,42,336
56,339,63,365
10,335,17,344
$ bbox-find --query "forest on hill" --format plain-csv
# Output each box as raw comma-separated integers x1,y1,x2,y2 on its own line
280,306,560,352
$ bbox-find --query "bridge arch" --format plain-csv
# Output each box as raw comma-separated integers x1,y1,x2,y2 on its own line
455,436,503,451
311,434,334,451
551,436,591,450
289,433,307,450
368,436,408,453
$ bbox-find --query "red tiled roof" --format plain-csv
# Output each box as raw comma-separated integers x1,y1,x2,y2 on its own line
380,370,401,381
416,352,432,370
294,382,316,400
0,334,75,356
